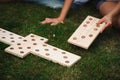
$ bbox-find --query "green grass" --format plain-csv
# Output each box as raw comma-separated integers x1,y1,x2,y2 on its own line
0,2,120,80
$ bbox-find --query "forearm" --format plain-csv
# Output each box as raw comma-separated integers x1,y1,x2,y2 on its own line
108,2,120,17
58,0,74,21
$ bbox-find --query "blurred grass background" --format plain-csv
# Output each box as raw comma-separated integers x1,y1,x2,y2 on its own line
0,2,120,80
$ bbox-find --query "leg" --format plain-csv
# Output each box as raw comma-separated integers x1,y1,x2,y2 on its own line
99,2,120,30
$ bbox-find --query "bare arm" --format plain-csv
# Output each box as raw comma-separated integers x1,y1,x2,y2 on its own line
41,0,73,26
98,2,120,33
58,0,74,22
107,2,120,17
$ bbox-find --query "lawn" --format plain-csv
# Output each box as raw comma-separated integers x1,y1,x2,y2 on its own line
0,2,120,80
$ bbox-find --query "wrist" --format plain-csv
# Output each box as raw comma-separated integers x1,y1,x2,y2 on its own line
57,16,65,24
107,14,112,18
105,14,112,20
58,16,64,21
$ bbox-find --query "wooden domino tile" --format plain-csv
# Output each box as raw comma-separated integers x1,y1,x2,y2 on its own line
25,34,48,43
5,38,33,58
4,34,49,58
30,43,81,67
5,35,81,67
24,34,81,67
4,33,81,67
68,16,105,49
0,28,24,45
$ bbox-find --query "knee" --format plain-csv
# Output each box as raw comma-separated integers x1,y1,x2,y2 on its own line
118,16,120,27
99,2,117,16
113,16,120,31
116,16,120,30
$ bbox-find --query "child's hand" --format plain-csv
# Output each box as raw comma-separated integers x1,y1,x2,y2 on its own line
40,18,64,26
97,15,112,33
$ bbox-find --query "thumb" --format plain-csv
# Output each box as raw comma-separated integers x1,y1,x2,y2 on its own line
96,19,105,27
51,22,58,26
97,18,105,24
100,22,109,33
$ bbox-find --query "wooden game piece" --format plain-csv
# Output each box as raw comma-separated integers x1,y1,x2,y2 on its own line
25,33,48,43
68,16,105,49
4,33,48,58
0,28,24,45
0,31,81,67
30,43,81,67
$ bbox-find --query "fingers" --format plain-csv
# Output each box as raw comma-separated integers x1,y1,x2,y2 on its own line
100,20,112,33
100,22,110,33
97,18,105,24
40,20,47,24
60,21,64,24
40,18,52,24
97,18,106,26
40,18,64,26
97,19,105,33
51,20,64,26
97,17,112,33
51,22,58,26
45,18,53,23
